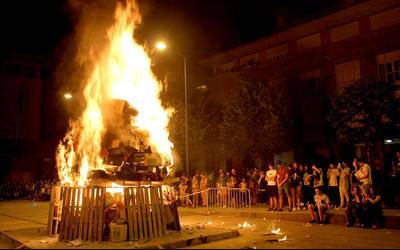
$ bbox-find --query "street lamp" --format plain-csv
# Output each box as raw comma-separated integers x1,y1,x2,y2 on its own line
64,93,73,100
156,41,189,175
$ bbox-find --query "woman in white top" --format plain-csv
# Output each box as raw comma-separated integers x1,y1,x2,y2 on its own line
266,162,278,211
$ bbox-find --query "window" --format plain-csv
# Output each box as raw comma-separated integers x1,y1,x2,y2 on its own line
330,21,359,43
335,60,361,85
370,7,400,31
239,53,260,69
266,43,288,62
300,70,322,97
297,33,321,52
377,50,400,83
222,61,234,73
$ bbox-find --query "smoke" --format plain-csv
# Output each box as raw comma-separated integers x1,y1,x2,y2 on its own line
52,0,119,118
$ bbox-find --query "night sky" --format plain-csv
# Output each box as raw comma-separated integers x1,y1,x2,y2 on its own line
0,0,345,141
0,0,343,59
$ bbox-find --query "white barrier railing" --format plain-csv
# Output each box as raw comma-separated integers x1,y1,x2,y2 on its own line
206,187,251,208
178,187,251,208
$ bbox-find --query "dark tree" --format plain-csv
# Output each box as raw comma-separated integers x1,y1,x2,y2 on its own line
327,79,400,161
167,90,220,174
219,80,292,164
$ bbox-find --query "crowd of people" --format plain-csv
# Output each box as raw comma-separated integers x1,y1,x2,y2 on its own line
0,179,56,201
176,156,399,229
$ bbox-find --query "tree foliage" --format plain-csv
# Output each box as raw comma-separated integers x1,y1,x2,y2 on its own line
327,79,400,147
219,80,292,162
167,91,220,173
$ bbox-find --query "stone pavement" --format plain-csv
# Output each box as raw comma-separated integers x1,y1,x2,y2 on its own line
0,200,400,248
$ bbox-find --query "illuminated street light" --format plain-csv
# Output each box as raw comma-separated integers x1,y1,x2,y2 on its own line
196,84,208,92
64,93,72,99
156,41,167,50
156,41,189,174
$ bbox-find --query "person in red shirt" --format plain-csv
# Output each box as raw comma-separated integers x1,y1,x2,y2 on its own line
277,160,291,211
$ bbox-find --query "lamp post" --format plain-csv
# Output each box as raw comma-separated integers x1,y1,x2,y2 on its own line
156,42,189,175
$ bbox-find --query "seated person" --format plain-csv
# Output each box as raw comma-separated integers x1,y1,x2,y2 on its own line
362,186,383,229
345,185,364,227
308,186,331,225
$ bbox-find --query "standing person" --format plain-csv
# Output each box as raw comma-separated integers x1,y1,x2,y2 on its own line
200,172,208,207
345,185,364,227
217,170,227,208
227,174,238,207
299,163,305,208
289,162,302,211
358,159,372,193
327,163,340,209
185,175,193,207
351,158,361,187
303,165,315,207
249,179,257,205
178,179,187,207
258,170,267,205
231,168,239,184
277,160,291,211
362,186,383,229
192,172,201,208
266,162,278,211
308,186,331,225
240,177,249,207
207,170,217,188
207,170,217,205
338,162,351,209
311,163,324,189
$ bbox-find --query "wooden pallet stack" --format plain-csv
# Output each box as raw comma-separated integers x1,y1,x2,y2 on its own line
49,185,173,242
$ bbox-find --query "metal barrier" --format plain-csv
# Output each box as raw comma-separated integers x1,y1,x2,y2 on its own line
206,188,251,208
177,187,251,209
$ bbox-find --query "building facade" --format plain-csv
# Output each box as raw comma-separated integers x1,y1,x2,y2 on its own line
0,53,44,183
200,0,400,170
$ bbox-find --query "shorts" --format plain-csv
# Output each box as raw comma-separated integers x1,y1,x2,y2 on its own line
266,185,278,197
289,182,301,188
278,182,290,197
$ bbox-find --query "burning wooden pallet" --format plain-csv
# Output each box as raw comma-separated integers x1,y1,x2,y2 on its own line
47,184,177,242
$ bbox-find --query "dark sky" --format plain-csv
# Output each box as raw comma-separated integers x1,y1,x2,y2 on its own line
0,0,344,59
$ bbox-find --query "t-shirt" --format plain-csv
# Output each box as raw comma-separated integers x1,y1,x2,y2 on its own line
259,178,267,190
289,168,301,186
314,194,330,207
266,169,277,186
312,168,324,187
277,166,289,184
328,168,339,187
217,175,227,188
339,167,350,189
360,164,372,185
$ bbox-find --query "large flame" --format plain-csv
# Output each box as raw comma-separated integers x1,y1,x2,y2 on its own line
56,1,174,186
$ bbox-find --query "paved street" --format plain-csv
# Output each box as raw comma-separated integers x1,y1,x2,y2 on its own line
0,201,400,248
179,208,400,249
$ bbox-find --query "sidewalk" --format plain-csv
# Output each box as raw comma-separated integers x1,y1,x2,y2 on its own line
179,205,400,229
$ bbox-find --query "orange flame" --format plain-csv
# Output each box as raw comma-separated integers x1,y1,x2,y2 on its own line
56,1,174,186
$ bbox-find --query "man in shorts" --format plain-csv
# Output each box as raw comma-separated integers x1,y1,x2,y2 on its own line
308,186,331,225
